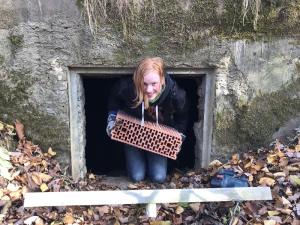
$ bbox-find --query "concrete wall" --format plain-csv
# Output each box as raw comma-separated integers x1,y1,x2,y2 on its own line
0,0,299,169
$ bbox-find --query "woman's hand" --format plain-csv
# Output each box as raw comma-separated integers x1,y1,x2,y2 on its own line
106,112,117,137
180,132,186,142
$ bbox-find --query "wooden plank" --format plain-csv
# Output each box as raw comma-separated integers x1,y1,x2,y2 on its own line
146,203,157,218
24,187,272,208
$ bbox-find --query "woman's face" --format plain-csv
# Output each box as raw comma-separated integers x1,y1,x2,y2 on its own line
143,71,162,100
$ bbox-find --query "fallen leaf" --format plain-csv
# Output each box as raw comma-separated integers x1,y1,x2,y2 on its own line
276,151,285,158
14,120,24,140
38,173,52,182
278,208,292,214
231,153,239,164
288,192,300,202
267,154,277,164
258,206,268,215
9,190,22,201
281,196,291,205
127,184,138,189
88,173,95,179
261,167,270,173
245,202,260,214
5,124,15,135
114,220,120,225
290,175,300,186
48,147,56,156
0,146,10,161
0,167,12,180
63,213,74,225
31,173,43,185
35,217,44,225
263,220,276,225
252,164,263,171
0,155,13,168
175,206,184,214
273,172,286,177
285,186,293,196
24,216,39,225
0,122,4,131
118,216,129,224
208,160,223,167
231,217,239,225
172,213,182,225
96,206,110,216
40,183,49,192
286,166,299,172
1,195,10,201
267,211,280,216
279,157,289,167
185,215,194,222
189,203,200,212
259,177,276,186
150,221,171,225
292,218,300,225
7,183,20,192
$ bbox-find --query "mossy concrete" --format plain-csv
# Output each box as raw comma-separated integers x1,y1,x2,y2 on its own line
104,0,300,67
8,34,23,47
216,78,300,156
99,0,300,53
0,69,70,168
0,55,4,65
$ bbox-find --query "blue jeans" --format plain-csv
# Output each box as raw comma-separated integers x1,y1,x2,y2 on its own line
124,145,168,183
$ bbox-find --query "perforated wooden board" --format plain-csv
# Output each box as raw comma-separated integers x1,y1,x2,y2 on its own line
111,111,182,159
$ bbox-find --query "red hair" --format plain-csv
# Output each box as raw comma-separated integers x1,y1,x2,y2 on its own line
133,57,165,109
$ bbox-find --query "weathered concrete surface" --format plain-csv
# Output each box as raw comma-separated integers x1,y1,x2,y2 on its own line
0,0,299,169
0,0,88,168
214,39,300,159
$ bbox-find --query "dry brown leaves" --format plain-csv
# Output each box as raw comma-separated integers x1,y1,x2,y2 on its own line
0,121,299,225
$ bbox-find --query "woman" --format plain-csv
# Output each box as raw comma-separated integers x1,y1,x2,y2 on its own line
106,57,189,183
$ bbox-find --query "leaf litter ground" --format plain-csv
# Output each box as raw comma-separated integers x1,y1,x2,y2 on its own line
0,120,299,225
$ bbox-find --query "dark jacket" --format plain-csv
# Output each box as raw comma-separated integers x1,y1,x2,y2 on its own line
108,74,189,134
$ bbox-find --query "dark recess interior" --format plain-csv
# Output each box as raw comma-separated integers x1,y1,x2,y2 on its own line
83,75,202,176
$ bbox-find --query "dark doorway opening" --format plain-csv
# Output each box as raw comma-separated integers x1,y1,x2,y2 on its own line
83,75,201,176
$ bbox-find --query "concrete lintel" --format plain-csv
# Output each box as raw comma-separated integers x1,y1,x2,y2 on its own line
69,66,213,76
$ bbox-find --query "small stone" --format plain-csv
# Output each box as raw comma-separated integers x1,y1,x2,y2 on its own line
180,177,189,183
169,182,176,188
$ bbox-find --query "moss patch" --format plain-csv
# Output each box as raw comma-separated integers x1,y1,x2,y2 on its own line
216,78,300,150
8,35,24,48
0,70,69,154
0,55,4,65
296,62,300,74
82,0,300,55
76,0,84,8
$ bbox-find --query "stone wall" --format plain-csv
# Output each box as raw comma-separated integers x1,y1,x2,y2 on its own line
0,0,299,168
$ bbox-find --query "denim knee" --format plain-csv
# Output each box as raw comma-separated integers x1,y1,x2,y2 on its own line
130,171,145,182
149,173,166,183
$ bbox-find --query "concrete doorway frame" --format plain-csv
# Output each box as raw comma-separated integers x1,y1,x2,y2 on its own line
68,66,216,180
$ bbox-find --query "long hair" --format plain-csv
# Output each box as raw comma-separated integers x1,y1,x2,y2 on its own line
133,57,165,109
